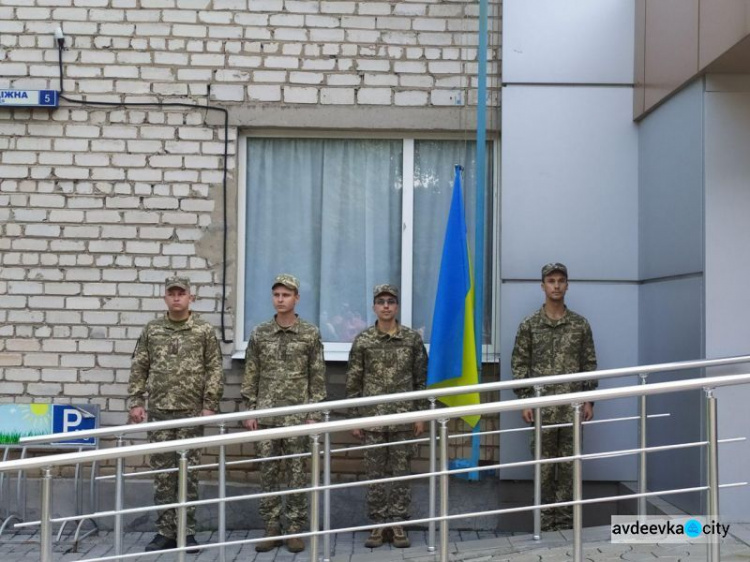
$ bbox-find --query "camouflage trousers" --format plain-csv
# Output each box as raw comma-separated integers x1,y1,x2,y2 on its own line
148,409,203,539
257,430,308,532
531,426,573,532
363,430,413,522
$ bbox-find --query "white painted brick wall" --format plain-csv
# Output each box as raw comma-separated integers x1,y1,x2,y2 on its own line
1,0,501,449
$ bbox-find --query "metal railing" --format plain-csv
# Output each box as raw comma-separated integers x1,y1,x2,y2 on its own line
1,369,749,562
16,353,750,555
0,443,99,546
21,355,750,448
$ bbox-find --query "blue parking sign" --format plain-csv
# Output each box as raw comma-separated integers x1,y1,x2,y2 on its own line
52,405,99,446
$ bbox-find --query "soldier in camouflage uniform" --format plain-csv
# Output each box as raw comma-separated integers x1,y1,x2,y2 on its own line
511,263,598,532
128,275,224,553
346,284,428,549
241,274,326,554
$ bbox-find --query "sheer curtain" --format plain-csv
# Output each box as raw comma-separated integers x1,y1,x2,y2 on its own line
245,138,403,342
412,140,494,343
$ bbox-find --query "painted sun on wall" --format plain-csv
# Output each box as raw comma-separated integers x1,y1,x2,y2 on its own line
0,404,54,444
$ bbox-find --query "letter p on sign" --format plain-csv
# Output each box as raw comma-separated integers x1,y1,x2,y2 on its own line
63,409,83,433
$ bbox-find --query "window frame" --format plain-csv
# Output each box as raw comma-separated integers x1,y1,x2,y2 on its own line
234,130,500,362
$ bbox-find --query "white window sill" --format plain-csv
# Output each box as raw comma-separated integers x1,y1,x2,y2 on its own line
232,344,500,363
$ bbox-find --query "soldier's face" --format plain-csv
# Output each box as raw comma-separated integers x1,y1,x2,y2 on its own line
272,285,299,313
541,272,568,302
164,287,193,314
373,293,399,322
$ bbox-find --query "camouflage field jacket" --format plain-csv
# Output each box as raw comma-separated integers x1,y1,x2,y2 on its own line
346,323,428,431
241,316,326,426
511,306,597,421
128,313,224,412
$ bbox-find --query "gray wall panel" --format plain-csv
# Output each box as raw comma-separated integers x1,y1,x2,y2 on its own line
501,86,639,281
499,282,639,481
637,77,707,516
639,80,704,279
639,277,705,515
705,82,750,522
502,0,635,84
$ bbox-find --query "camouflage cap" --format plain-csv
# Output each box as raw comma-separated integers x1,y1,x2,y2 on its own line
373,283,399,300
165,275,191,291
541,263,568,279
272,273,300,291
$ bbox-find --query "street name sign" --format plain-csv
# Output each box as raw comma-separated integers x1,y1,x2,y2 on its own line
0,89,59,108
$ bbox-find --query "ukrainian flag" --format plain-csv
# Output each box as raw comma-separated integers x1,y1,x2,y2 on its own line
427,166,481,428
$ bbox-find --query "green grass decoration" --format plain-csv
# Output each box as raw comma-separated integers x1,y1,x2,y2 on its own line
0,431,49,445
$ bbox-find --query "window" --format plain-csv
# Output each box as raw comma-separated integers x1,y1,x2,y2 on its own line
236,133,497,361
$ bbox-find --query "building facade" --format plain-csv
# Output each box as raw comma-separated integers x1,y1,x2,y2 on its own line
2,0,750,525
0,0,502,486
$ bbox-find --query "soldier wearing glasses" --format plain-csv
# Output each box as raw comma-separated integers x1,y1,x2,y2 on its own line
346,284,428,549
511,263,598,532
128,275,224,553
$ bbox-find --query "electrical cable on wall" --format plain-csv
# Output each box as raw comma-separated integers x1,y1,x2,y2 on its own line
55,29,234,344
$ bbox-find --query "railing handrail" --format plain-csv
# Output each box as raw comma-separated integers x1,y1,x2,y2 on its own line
12,436,746,530
4,372,750,474
19,354,750,446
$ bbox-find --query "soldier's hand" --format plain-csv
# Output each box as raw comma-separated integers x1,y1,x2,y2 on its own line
351,428,363,440
201,409,215,417
521,408,534,424
243,418,258,431
582,402,594,421
414,421,425,436
128,406,146,424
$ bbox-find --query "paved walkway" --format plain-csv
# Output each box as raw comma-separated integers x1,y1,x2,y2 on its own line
1,525,749,561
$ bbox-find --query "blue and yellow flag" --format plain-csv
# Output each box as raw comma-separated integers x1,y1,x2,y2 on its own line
427,166,481,427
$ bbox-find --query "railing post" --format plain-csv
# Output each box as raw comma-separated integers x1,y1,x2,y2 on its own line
0,449,6,519
322,411,331,562
573,403,583,562
533,385,542,540
310,433,321,562
438,418,450,562
218,423,227,562
705,387,720,562
74,447,83,520
114,435,124,558
90,460,99,524
176,450,189,562
19,447,28,522
0,448,7,521
428,397,437,553
40,467,53,562
638,373,648,520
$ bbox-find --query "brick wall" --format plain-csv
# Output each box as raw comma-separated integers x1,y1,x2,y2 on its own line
0,0,502,479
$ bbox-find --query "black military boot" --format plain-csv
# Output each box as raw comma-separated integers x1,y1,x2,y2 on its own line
145,534,177,552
